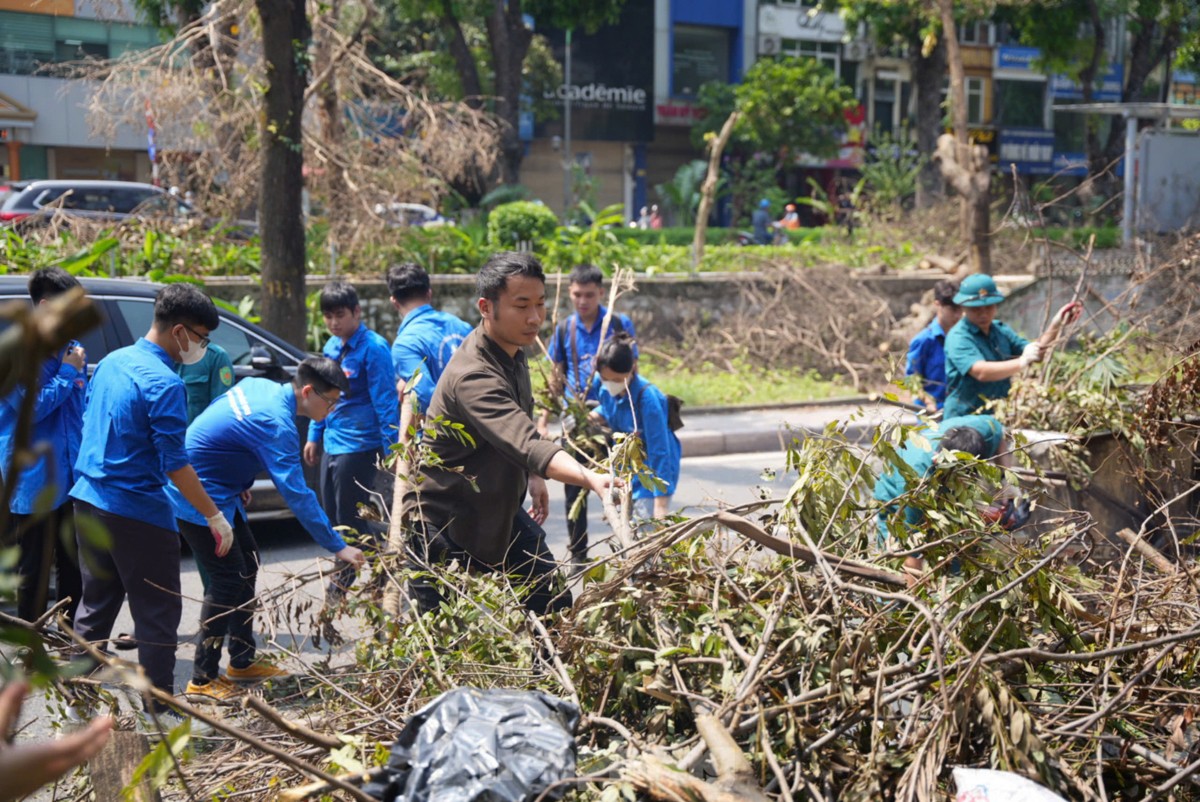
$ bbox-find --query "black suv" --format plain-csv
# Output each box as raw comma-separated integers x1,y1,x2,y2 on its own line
0,180,256,239
0,276,313,520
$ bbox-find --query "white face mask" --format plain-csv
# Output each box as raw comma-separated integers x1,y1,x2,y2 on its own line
602,379,627,397
177,330,208,366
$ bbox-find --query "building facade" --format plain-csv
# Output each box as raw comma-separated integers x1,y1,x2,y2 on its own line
0,0,156,181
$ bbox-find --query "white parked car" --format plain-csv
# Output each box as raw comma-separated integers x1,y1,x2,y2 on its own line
373,202,454,228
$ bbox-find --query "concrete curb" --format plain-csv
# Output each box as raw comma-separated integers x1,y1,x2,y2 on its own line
678,412,908,458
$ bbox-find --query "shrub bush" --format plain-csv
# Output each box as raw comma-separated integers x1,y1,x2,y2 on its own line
487,201,559,248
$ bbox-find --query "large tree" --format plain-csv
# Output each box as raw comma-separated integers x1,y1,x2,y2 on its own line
825,1,947,208
255,0,311,346
1006,0,1200,187
691,57,856,223
403,0,628,185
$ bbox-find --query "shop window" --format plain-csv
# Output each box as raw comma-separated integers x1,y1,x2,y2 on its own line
995,79,1046,128
780,38,839,72
958,21,993,45
940,77,987,125
672,24,731,98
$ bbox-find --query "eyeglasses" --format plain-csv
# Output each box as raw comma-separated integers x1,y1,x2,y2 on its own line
182,324,211,349
313,387,339,410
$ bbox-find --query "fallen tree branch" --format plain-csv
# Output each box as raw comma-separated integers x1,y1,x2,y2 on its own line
714,511,906,588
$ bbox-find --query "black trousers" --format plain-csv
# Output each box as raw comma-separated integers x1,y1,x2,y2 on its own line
321,448,383,599
11,503,82,627
564,483,589,556
73,500,181,705
178,514,259,683
407,509,571,617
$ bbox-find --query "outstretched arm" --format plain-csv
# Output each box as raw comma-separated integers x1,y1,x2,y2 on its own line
0,682,112,802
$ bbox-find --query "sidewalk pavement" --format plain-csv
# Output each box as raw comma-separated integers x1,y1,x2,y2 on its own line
677,398,924,458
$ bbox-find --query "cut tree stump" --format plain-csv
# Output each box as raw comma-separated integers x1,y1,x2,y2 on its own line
89,729,161,802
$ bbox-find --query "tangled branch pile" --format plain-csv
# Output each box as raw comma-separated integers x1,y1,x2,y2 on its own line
669,266,896,391
77,425,1200,802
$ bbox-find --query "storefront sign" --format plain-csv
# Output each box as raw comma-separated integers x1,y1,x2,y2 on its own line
999,128,1054,173
995,46,1040,72
1051,63,1124,102
540,0,655,142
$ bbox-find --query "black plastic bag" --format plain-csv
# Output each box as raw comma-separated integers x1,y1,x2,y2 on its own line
363,688,580,802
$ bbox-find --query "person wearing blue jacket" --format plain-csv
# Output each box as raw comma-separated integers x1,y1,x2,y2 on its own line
386,263,473,441
905,280,961,412
0,268,86,626
70,284,233,724
539,264,638,566
592,335,681,525
302,281,397,599
166,358,365,700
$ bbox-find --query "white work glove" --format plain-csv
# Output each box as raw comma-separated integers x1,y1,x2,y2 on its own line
1018,342,1043,368
206,511,234,558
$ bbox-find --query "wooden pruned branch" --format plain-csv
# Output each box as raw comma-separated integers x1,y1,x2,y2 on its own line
714,510,907,588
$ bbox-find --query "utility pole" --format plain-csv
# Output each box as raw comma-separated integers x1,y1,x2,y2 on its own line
562,28,572,222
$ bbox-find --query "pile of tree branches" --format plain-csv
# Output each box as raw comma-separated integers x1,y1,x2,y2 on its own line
41,423,1200,802
664,265,897,392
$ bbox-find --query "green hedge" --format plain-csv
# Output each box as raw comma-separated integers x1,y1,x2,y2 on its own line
487,201,560,247
616,227,826,247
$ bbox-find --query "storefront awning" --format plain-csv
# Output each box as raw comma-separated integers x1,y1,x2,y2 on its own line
0,91,36,129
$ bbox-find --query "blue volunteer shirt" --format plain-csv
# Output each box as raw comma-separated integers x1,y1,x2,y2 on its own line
905,318,949,409
0,342,87,514
307,323,398,454
547,306,638,402
873,415,1004,545
392,305,473,413
167,379,347,553
596,374,681,501
943,318,1030,420
70,338,190,531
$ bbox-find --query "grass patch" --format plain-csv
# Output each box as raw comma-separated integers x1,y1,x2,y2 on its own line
644,357,851,408
530,354,851,410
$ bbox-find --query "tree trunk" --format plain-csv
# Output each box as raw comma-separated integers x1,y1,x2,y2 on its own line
255,0,311,348
439,0,483,107
485,0,533,184
936,0,991,275
910,31,946,209
314,0,350,258
692,111,739,269
1079,0,1108,179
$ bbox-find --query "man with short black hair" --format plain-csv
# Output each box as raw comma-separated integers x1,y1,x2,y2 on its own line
167,357,365,700
0,268,86,626
905,279,961,412
539,263,637,567
303,281,397,599
386,263,473,442
403,252,618,615
70,283,232,724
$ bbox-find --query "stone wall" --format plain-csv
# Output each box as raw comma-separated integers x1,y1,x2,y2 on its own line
203,271,954,346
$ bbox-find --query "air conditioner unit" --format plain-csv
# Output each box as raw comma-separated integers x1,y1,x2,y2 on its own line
759,34,781,56
844,40,871,61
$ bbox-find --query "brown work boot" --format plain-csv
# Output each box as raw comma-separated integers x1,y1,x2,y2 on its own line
184,675,243,701
226,659,291,682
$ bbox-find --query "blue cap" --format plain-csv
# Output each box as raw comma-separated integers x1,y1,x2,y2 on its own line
953,273,1005,307
759,198,770,209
